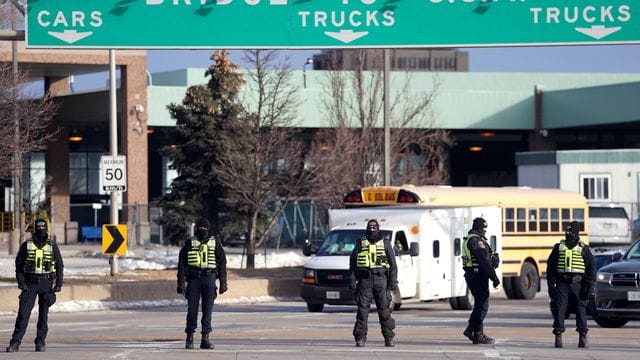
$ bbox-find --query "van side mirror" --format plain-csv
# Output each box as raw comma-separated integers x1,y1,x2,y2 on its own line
409,242,420,257
302,240,317,256
612,252,623,262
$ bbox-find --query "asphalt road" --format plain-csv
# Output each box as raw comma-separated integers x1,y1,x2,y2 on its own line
0,296,638,359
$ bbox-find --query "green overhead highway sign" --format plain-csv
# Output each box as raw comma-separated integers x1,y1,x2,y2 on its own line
26,0,640,48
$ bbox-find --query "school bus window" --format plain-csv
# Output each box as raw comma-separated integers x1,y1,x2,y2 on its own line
504,208,515,232
433,240,440,258
528,208,538,231
572,208,585,230
517,208,526,232
550,208,560,231
454,238,461,256
562,208,570,227
539,208,549,232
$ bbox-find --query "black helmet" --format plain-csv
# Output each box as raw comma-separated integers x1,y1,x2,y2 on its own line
472,217,488,232
195,217,210,230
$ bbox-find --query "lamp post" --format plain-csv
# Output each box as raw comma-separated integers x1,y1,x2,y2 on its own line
303,57,313,88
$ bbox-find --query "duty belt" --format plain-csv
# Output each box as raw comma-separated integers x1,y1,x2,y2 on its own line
188,268,216,277
559,273,583,283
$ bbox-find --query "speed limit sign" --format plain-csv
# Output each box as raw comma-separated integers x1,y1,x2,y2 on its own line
100,155,127,192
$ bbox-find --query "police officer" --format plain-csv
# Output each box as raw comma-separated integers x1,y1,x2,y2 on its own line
349,219,398,348
546,221,595,348
6,218,63,353
177,217,228,350
462,217,500,345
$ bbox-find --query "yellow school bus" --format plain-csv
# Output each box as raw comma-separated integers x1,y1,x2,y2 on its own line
343,185,589,300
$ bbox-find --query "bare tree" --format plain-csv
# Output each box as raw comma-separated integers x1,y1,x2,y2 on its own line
0,64,57,248
306,50,451,207
213,50,306,269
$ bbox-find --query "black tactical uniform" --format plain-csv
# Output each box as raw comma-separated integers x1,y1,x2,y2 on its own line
349,219,398,348
6,218,63,353
546,221,595,348
462,217,500,345
177,217,228,350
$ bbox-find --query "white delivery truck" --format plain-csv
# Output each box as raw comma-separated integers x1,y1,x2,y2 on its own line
299,206,502,312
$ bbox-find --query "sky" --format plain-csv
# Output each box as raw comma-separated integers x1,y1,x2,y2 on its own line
69,44,640,92
146,45,640,74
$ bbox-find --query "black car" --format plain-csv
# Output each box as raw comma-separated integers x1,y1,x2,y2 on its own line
592,238,640,328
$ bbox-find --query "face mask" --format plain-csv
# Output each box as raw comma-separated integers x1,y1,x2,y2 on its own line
34,223,48,241
565,233,579,248
196,227,208,241
366,223,379,239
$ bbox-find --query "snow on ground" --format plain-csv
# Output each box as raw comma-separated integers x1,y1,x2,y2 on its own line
0,245,307,314
0,246,307,278
0,296,300,316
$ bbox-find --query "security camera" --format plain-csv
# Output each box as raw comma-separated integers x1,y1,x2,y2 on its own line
134,104,145,113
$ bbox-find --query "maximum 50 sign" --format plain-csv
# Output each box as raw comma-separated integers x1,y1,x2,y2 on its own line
100,155,127,192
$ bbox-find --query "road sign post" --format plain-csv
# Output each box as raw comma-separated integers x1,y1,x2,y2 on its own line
25,0,640,48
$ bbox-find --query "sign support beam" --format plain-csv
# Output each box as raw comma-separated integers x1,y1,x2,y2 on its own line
109,49,119,276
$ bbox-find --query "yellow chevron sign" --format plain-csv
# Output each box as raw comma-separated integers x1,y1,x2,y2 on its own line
102,224,127,255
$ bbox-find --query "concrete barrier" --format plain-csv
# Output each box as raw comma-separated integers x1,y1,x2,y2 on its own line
0,277,301,312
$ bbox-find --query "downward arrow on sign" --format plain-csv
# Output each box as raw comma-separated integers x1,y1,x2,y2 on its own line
575,25,621,40
325,29,369,44
48,30,93,44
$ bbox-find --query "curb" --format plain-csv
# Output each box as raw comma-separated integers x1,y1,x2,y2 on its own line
0,278,301,312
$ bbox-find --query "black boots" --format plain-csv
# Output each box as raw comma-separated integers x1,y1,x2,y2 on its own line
200,333,212,349
463,328,474,341
355,337,366,347
384,338,395,347
5,341,19,353
578,332,588,348
554,332,563,348
185,333,194,349
35,340,45,352
473,331,495,345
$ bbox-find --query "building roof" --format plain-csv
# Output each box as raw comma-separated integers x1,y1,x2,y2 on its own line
147,68,640,130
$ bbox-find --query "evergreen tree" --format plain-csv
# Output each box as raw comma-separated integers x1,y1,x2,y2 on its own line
157,51,244,245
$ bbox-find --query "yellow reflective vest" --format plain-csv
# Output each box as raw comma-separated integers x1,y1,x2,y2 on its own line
356,238,389,269
187,237,217,269
557,240,585,274
25,240,55,274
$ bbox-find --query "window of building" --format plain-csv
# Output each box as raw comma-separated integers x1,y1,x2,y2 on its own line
69,152,102,195
580,174,611,201
433,240,440,258
454,238,461,256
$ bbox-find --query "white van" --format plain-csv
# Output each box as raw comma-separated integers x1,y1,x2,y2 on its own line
589,205,631,245
299,206,502,312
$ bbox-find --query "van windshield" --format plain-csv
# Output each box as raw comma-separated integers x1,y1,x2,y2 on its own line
316,230,392,256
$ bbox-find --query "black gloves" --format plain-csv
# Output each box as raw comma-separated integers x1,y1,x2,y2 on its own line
492,278,501,289
53,284,62,293
387,282,398,291
548,281,557,299
219,282,228,295
177,283,185,294
18,282,28,291
490,253,500,269
349,279,357,293
579,283,594,301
